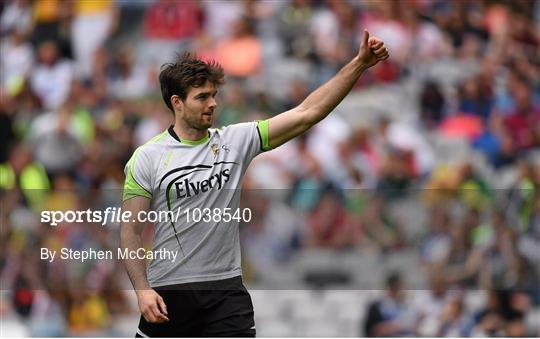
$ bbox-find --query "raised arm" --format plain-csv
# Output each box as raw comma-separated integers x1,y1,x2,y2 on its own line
120,196,169,323
267,30,389,148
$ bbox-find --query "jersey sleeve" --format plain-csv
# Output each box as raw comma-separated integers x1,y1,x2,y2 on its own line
123,146,154,201
257,119,271,152
226,120,271,164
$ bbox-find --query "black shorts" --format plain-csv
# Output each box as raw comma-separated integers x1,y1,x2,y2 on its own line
136,276,255,337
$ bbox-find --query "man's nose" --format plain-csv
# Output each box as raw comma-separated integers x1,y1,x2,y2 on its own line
208,97,217,109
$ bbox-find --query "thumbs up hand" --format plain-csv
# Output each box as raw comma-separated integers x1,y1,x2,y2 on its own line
357,29,389,68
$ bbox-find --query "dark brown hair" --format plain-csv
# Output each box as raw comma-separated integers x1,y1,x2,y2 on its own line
159,53,225,113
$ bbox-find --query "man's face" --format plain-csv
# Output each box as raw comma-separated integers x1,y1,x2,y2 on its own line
177,81,218,131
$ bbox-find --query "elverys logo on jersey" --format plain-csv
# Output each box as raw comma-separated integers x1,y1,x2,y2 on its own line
158,161,239,201
174,168,230,198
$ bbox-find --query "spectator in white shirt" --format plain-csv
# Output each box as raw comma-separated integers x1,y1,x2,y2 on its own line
30,40,73,110
0,30,33,94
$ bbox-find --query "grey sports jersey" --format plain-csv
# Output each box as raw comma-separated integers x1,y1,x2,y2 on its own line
123,120,271,286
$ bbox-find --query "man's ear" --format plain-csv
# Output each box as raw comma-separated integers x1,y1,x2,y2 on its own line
171,95,183,112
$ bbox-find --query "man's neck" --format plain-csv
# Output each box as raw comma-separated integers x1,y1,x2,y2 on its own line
173,120,208,142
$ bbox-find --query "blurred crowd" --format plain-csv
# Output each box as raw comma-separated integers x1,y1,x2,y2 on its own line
0,0,539,337
363,272,537,337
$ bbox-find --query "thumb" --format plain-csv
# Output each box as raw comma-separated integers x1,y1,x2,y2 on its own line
157,296,168,315
362,29,369,46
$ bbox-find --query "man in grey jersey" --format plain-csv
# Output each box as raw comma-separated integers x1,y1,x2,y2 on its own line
120,29,389,337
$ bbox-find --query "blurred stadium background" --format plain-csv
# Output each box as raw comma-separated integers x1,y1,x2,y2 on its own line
1,0,539,337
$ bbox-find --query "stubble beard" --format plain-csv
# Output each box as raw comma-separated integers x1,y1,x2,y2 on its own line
180,106,213,131
186,114,212,131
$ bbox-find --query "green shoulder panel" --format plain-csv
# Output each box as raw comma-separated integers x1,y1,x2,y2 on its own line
123,147,152,201
256,119,272,152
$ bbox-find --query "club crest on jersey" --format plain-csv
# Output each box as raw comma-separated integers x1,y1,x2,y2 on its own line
210,144,219,157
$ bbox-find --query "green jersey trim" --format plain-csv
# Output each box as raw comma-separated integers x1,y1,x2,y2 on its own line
181,135,209,145
149,131,168,144
123,149,152,201
167,126,210,145
122,132,168,201
256,119,271,151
